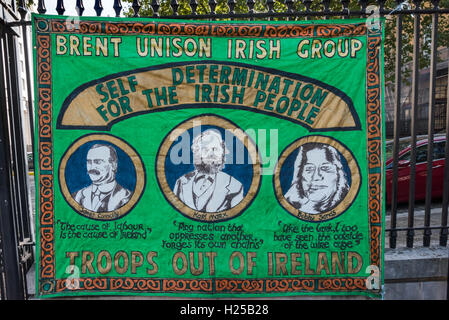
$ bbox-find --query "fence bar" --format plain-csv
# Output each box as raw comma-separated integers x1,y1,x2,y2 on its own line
323,0,331,19
113,0,123,17
56,0,65,15
152,0,160,17
423,0,439,247
0,259,5,298
286,0,294,16
441,65,449,246
230,0,237,15
190,0,197,15
389,3,403,249
8,21,33,257
0,28,25,301
303,0,312,20
171,0,179,16
132,0,141,17
18,2,34,159
37,0,46,14
3,34,21,239
406,0,422,248
6,8,449,25
341,0,349,19
94,0,103,16
423,2,439,247
208,0,216,16
4,31,33,299
76,0,85,16
0,32,6,298
247,0,254,14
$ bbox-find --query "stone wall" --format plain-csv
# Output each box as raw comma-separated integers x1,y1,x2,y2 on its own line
384,247,448,300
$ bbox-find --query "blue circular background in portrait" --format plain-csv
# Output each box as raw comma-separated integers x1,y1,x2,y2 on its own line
279,143,352,195
164,125,254,196
64,140,137,195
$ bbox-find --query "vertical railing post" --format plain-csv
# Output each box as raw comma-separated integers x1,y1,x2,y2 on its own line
113,0,123,17
190,0,198,15
37,0,47,14
390,0,404,249
267,0,275,14
209,0,217,15
3,17,33,299
171,0,179,16
76,0,85,16
423,0,440,247
322,0,330,19
286,0,294,16
56,0,65,15
247,0,254,20
341,0,350,19
18,0,34,157
0,105,24,300
440,58,449,247
303,0,312,20
0,26,25,301
151,0,160,17
358,0,368,14
378,0,386,13
94,0,104,16
407,0,422,248
132,0,142,17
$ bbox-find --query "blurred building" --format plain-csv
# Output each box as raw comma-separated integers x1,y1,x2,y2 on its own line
385,47,448,139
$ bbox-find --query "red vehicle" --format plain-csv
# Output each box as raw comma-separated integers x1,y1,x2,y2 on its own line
385,136,446,205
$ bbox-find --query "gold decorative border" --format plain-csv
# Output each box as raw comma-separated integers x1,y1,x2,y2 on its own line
156,114,261,222
35,25,56,294
366,25,384,270
58,134,146,221
274,135,361,222
36,18,367,38
53,276,368,294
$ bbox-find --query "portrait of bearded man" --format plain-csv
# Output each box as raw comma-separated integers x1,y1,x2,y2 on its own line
173,129,244,212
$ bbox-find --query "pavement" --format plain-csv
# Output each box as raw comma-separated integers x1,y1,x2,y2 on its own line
385,200,447,248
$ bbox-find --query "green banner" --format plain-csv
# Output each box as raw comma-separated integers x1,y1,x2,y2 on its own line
33,14,385,298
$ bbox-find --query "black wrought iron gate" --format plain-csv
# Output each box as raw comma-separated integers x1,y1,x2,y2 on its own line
0,0,448,300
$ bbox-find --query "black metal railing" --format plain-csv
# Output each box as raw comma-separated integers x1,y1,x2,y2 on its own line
3,0,448,22
0,0,34,300
0,0,448,299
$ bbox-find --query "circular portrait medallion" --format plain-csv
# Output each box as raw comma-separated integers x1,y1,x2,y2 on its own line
156,114,261,223
59,134,145,221
274,135,361,222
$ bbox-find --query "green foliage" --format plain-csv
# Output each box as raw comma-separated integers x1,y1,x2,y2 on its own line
122,0,449,85
16,0,34,10
382,0,449,84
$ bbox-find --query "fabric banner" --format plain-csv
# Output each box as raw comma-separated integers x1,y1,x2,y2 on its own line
33,14,385,298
